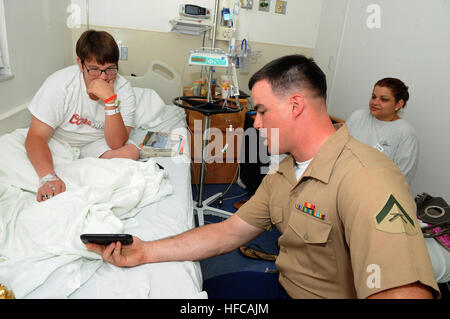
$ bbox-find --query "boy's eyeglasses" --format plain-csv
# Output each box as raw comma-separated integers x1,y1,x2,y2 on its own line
83,62,118,77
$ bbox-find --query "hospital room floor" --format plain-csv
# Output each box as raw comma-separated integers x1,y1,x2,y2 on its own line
191,183,281,281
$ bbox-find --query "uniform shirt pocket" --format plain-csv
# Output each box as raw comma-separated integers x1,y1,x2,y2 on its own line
288,213,337,279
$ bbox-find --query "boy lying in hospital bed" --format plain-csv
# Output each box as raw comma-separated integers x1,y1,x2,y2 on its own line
25,30,139,203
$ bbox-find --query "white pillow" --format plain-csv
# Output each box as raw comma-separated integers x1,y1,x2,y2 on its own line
133,87,167,128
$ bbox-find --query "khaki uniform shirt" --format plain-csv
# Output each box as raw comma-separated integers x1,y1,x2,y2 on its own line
236,125,439,298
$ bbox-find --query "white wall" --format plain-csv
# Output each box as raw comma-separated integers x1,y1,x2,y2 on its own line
315,0,450,200
74,0,211,33
71,0,323,48
68,0,320,99
0,0,72,124
313,0,348,100
237,0,323,47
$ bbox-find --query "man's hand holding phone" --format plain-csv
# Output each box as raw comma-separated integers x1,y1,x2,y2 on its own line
84,234,148,267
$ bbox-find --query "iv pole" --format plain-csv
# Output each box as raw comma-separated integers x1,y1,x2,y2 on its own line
195,0,242,225
207,0,220,102
196,0,220,211
174,0,242,226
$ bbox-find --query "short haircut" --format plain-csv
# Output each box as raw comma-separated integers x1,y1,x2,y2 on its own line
76,30,119,65
374,77,410,108
248,54,327,99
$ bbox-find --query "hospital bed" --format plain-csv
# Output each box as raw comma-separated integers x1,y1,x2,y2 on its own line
0,61,206,299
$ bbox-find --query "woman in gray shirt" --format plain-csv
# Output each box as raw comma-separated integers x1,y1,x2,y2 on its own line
346,78,450,285
346,77,418,185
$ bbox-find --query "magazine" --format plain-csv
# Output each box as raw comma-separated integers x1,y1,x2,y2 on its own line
139,131,185,158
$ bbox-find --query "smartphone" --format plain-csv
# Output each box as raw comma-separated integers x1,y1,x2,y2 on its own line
80,234,133,245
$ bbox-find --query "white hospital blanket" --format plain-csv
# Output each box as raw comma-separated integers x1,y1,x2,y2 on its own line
0,129,172,298
67,153,202,299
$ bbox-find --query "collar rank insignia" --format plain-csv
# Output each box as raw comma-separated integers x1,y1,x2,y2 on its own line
374,194,417,235
296,202,325,220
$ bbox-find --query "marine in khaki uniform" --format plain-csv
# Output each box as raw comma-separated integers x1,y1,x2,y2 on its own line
87,55,440,299
237,125,437,298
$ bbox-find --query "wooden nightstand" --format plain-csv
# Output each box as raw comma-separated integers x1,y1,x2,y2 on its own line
183,87,248,184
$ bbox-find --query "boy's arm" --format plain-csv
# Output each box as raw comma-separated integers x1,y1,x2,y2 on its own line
25,116,66,201
87,79,129,149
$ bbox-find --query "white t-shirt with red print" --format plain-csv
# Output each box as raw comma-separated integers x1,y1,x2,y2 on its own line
28,65,136,148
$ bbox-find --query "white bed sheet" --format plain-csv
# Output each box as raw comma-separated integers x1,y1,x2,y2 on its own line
68,155,203,299
0,87,205,299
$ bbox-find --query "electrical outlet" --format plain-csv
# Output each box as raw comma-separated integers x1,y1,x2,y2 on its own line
259,0,270,12
210,26,233,41
119,46,128,60
222,27,233,40
241,0,254,9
